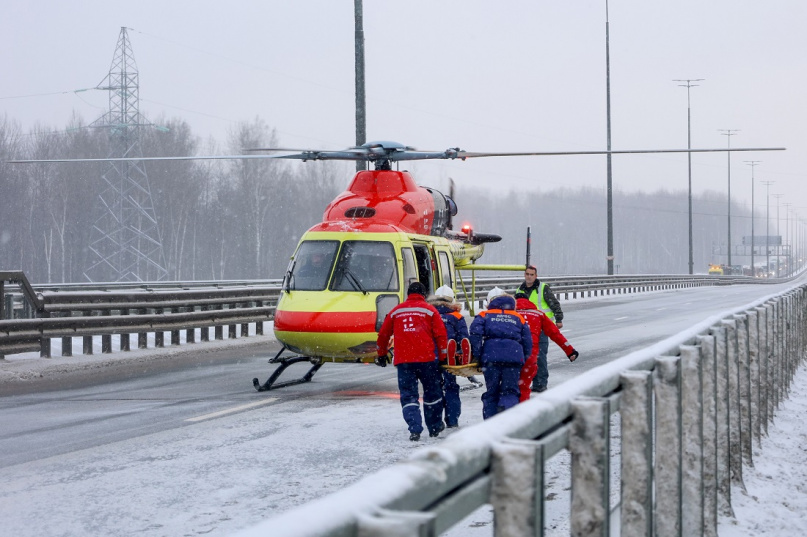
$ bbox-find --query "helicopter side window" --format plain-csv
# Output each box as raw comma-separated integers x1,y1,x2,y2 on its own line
437,251,453,288
331,241,399,293
401,247,418,289
287,240,338,291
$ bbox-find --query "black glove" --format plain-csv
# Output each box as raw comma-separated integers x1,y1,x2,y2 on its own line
374,354,388,367
568,350,579,362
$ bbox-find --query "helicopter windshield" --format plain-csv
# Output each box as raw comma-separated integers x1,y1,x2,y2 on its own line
288,240,338,291
331,241,399,293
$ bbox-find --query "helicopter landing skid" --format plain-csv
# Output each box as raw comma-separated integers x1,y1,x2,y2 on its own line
252,346,324,392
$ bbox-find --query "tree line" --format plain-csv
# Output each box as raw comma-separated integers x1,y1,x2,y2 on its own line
460,185,758,275
1,113,758,283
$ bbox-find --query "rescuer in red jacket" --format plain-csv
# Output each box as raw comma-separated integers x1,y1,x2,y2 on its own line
515,293,579,402
377,282,449,441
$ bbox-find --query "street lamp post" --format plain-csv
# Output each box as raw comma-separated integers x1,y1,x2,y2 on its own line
605,0,614,275
675,79,704,275
782,203,793,276
745,161,761,276
353,0,366,172
774,193,783,278
720,129,739,268
762,180,774,277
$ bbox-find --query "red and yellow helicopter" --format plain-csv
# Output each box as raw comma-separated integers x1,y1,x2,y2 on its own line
255,141,510,390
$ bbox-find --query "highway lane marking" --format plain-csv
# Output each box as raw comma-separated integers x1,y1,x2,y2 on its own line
185,398,278,422
614,316,629,321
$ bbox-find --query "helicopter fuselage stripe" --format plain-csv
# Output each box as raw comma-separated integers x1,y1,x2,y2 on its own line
274,310,377,333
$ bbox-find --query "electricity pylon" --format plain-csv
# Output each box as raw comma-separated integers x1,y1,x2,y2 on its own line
84,27,168,282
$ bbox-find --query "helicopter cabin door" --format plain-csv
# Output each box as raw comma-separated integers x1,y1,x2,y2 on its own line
410,243,435,295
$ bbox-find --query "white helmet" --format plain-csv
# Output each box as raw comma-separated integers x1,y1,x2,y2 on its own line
487,286,506,303
435,285,455,299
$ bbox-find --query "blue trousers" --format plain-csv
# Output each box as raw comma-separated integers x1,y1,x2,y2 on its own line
442,369,461,426
481,363,522,419
397,362,445,435
532,332,549,389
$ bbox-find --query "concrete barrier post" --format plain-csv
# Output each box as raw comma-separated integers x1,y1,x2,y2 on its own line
783,295,790,389
619,371,653,537
721,319,744,488
754,306,768,440
697,335,719,536
654,356,681,537
762,303,773,432
491,439,545,537
680,345,704,536
747,310,760,445
800,289,804,363
710,325,733,516
786,295,795,391
733,314,753,467
772,299,781,410
569,397,610,537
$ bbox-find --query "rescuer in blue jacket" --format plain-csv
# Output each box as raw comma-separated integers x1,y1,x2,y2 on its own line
470,287,533,419
428,285,470,428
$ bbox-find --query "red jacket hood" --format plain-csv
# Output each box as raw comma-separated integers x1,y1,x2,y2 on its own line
516,297,538,311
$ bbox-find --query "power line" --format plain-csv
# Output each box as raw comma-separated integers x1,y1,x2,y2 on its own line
0,88,98,100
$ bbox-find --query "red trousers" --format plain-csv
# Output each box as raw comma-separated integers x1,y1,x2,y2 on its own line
518,357,538,402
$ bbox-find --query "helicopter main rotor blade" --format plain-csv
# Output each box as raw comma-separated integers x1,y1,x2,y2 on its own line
454,147,786,159
5,154,302,164
6,144,785,165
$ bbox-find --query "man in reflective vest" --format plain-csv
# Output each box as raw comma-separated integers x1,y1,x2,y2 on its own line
517,265,564,392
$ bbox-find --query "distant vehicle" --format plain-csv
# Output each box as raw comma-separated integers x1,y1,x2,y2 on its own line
708,264,724,275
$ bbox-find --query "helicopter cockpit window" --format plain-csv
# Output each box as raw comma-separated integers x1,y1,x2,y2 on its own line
331,241,399,293
287,240,338,291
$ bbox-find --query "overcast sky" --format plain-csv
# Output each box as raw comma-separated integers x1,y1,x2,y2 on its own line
2,1,805,225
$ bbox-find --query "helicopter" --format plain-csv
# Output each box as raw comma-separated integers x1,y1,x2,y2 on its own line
8,140,786,391
256,141,506,390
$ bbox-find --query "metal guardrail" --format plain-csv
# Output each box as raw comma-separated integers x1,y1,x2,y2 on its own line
456,273,778,310
0,270,790,360
234,283,806,537
0,271,279,359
